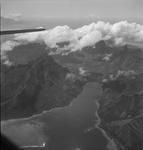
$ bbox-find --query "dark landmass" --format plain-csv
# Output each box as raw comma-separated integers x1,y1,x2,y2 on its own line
99,73,143,150
53,41,143,74
1,40,143,150
1,54,86,120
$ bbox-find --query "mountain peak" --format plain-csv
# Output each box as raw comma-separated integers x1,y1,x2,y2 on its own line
95,40,106,49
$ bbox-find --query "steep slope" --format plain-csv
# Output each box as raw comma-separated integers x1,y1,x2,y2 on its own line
98,72,143,150
1,55,86,120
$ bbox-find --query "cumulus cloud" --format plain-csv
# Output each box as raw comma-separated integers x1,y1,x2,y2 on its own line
1,21,143,56
77,30,102,50
1,41,20,63
1,41,20,52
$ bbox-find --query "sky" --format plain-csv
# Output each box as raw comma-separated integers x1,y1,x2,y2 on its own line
1,0,143,20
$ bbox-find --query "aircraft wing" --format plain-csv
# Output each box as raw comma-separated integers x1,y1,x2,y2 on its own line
0,28,46,35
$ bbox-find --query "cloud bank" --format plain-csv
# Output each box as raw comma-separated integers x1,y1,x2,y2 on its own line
1,21,143,57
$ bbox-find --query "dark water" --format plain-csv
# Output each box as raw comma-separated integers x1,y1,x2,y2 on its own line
1,82,113,150
42,82,108,150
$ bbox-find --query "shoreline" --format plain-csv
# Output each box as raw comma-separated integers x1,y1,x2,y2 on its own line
1,82,118,149
94,101,118,150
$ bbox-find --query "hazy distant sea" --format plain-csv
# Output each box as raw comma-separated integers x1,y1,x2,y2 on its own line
1,17,143,30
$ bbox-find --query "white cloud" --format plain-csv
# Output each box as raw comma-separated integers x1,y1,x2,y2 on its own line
1,41,20,52
102,53,112,61
77,30,102,50
1,41,20,61
79,67,88,76
1,21,143,57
